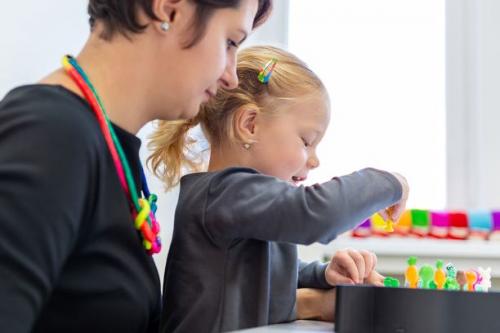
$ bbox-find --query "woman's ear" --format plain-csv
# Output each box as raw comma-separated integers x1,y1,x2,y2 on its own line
233,105,259,144
151,0,187,33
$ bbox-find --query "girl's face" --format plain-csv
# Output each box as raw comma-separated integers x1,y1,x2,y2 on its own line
249,95,331,185
154,0,258,120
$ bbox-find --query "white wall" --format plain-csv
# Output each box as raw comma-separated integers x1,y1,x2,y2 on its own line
289,0,446,210
446,0,500,209
0,1,89,98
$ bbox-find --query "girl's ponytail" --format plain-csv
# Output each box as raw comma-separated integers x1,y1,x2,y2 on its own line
148,118,200,189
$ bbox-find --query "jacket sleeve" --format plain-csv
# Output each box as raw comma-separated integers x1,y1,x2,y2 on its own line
297,260,331,289
204,168,402,246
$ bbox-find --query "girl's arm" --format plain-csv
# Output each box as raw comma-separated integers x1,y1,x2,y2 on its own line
296,288,336,322
204,167,403,245
298,260,331,289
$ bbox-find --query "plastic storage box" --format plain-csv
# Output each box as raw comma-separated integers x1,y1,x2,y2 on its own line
335,285,500,333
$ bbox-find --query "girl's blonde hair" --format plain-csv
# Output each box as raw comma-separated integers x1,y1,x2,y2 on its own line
148,45,328,189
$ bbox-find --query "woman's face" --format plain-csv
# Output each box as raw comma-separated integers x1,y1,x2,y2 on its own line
154,0,259,120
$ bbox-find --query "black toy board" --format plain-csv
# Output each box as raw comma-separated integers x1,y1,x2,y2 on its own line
335,285,500,333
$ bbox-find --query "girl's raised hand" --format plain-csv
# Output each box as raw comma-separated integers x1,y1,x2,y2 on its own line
378,172,409,222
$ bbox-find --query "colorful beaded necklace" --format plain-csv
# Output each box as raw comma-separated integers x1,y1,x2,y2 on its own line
62,55,161,255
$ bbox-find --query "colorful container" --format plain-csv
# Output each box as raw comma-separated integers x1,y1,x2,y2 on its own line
468,210,492,240
411,209,430,237
395,209,412,235
448,211,469,239
429,211,449,238
352,218,371,238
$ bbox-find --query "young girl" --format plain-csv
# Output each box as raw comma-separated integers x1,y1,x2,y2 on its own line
0,1,271,332
149,46,409,332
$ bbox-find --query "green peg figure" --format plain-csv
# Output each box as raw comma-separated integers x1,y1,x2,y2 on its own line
443,263,460,290
419,264,434,289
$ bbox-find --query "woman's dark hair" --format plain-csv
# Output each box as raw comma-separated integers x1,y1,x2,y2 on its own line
88,0,272,46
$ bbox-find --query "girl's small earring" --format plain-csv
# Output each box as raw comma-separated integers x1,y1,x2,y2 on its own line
243,143,251,150
160,21,170,32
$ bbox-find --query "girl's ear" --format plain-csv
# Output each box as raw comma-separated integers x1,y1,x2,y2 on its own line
233,105,259,144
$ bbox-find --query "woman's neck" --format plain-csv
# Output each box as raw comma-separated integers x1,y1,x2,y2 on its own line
40,32,156,134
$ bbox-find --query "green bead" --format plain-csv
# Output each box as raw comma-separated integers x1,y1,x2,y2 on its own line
384,277,400,288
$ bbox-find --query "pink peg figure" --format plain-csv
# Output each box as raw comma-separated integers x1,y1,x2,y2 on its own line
475,267,492,292
465,270,478,291
448,211,469,239
418,264,434,289
410,209,430,237
489,211,500,240
429,211,449,239
352,218,372,238
405,256,419,288
468,210,492,240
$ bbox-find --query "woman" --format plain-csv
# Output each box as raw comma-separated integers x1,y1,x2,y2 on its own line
0,0,271,332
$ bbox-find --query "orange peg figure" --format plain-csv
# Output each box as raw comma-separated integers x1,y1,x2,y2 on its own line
434,260,446,289
465,270,478,291
405,256,419,288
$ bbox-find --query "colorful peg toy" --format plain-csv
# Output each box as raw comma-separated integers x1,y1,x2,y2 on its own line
434,260,446,289
418,264,434,289
405,256,419,288
443,263,460,290
387,257,492,292
465,270,478,291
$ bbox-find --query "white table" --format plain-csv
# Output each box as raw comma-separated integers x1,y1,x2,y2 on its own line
230,320,334,332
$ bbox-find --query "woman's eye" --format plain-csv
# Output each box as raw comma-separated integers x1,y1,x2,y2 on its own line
227,39,238,50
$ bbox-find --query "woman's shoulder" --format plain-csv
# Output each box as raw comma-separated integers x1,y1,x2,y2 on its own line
2,84,91,120
0,84,102,146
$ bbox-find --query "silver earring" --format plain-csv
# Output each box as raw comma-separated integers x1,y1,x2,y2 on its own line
243,143,251,150
160,21,170,32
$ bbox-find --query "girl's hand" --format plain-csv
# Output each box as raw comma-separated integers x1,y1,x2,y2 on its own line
378,172,409,222
325,249,383,286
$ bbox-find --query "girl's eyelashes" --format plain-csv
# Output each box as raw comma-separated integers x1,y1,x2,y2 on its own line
301,137,310,147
